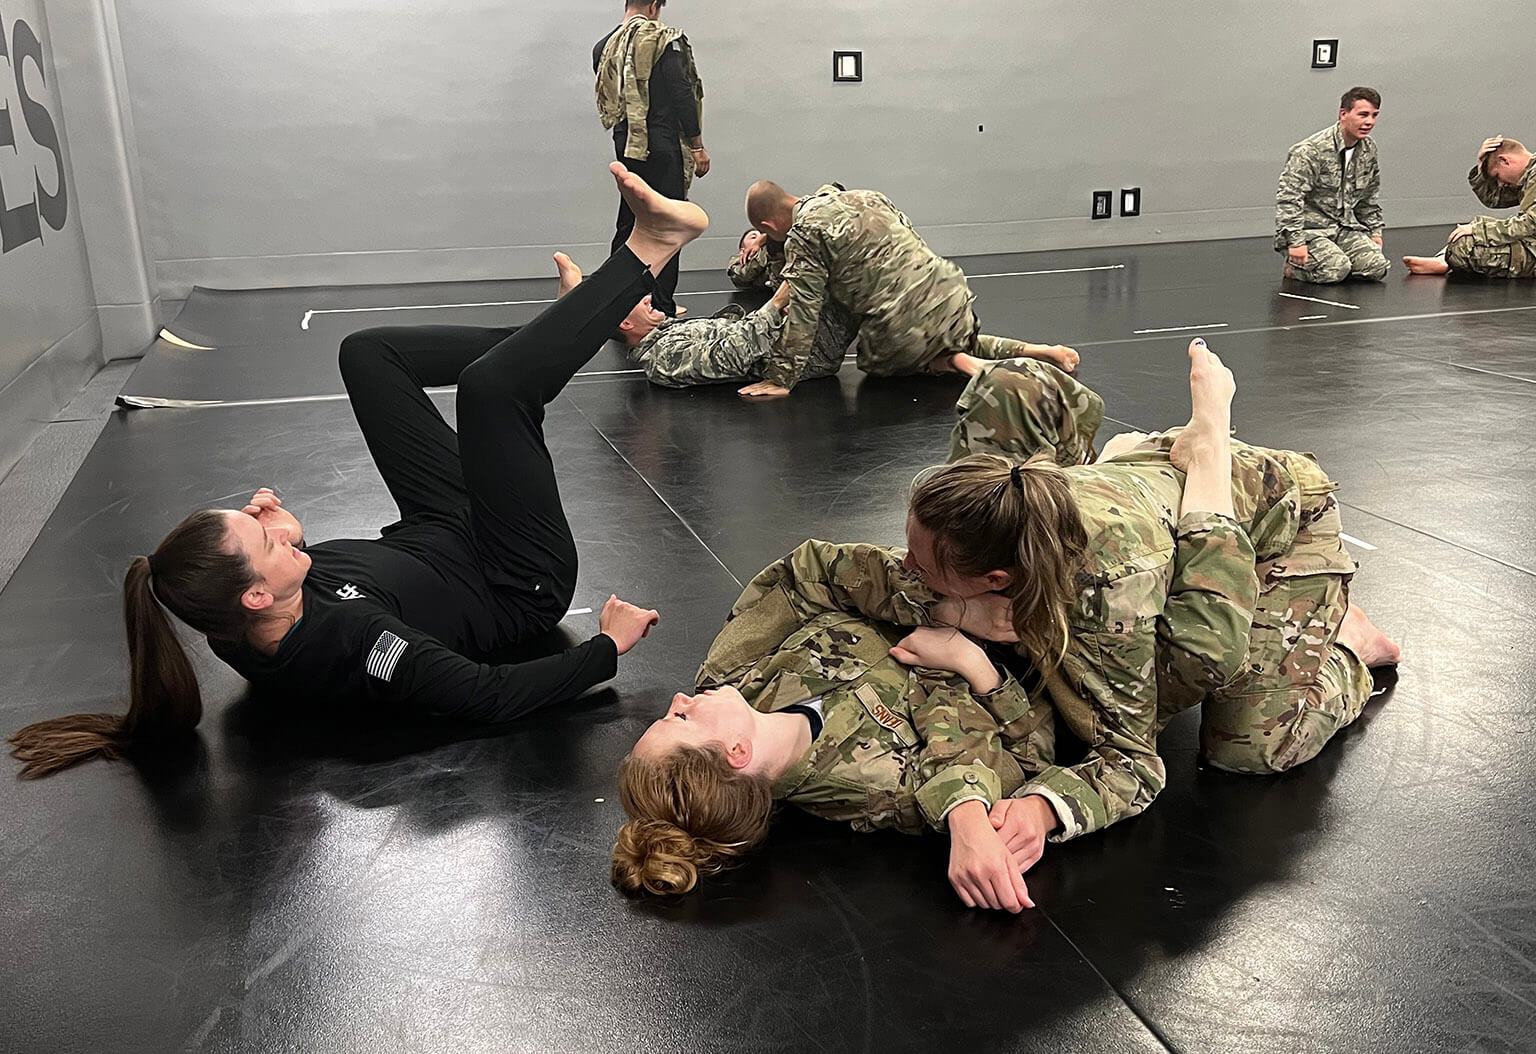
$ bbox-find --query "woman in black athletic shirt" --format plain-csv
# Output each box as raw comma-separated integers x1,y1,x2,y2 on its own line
10,163,707,779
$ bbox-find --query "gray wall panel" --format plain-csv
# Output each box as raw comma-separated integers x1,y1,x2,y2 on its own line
45,0,158,358
109,1,1536,293
0,0,103,480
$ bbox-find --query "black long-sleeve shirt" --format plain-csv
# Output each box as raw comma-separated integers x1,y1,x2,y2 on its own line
593,27,701,140
208,515,616,724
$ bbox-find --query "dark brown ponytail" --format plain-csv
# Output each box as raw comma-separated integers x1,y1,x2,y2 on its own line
910,453,1089,670
9,510,255,779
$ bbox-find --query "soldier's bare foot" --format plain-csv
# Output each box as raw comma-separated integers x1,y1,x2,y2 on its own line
612,162,708,276
553,252,583,297
1403,255,1451,276
1168,339,1234,473
1029,344,1080,373
1336,603,1401,667
1283,263,1296,279
671,306,688,318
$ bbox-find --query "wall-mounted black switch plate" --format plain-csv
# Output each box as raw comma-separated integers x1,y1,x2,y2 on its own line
1120,187,1141,217
1092,191,1113,220
833,51,863,82
1312,39,1338,68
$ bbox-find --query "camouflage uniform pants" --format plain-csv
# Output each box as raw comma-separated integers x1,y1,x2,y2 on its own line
855,303,979,376
1289,229,1389,283
637,299,858,388
950,361,1373,775
1446,236,1536,279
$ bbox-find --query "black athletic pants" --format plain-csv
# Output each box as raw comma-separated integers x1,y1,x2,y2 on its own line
336,248,655,638
611,128,684,317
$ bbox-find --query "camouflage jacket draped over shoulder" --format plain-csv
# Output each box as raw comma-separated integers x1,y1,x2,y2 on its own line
594,18,703,163
696,542,1054,834
765,186,974,391
1467,157,1536,248
727,242,786,290
1275,123,1383,250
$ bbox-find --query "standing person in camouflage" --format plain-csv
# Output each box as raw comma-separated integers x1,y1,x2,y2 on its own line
610,569,1055,906
727,229,786,291
595,0,707,318
735,181,1078,399
1404,136,1536,278
1275,87,1390,284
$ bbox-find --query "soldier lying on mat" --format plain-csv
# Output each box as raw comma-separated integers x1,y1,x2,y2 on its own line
611,342,1400,912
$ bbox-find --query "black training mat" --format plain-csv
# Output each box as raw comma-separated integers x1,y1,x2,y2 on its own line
6,231,1535,1053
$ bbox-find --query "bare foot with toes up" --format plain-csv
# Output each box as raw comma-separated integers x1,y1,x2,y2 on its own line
553,252,583,297
1169,338,1235,474
611,162,709,277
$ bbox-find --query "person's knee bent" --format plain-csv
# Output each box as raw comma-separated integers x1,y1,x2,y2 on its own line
338,328,395,379
1309,259,1351,284
1354,254,1390,282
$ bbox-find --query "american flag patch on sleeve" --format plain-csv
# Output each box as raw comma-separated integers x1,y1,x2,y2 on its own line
366,630,409,683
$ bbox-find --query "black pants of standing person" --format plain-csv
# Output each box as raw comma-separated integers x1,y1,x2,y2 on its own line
335,247,656,639
611,128,684,317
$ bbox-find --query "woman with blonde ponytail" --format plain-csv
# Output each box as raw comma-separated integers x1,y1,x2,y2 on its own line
10,164,707,780
647,346,1400,907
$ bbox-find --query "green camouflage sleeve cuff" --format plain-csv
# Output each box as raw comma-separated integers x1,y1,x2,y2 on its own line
1017,765,1108,841
916,762,1002,831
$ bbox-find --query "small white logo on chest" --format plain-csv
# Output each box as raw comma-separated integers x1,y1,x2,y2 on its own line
335,583,365,600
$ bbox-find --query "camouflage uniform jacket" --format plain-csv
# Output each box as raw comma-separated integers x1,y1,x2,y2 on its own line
1275,124,1384,250
765,186,975,391
727,242,786,290
1467,157,1536,248
697,543,1054,834
629,302,783,389
736,488,1269,841
595,18,703,163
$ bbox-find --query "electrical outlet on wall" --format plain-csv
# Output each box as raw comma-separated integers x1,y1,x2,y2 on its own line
1092,191,1113,220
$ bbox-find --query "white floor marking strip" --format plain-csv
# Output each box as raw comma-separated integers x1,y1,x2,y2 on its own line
1279,291,1360,310
1340,532,1378,551
565,607,593,617
1132,323,1229,334
967,264,1126,279
1299,314,1328,320
296,265,1126,329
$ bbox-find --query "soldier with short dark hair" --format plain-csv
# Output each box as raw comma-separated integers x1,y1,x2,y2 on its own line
1275,87,1390,284
1404,136,1536,278
737,181,1076,400
727,229,785,291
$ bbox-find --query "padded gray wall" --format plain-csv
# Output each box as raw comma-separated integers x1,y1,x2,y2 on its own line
110,0,1536,295
0,0,103,481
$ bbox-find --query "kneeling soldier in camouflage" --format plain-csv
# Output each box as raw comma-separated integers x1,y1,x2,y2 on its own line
1275,87,1390,284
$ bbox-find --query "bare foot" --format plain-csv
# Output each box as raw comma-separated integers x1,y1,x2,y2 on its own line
1029,344,1080,373
611,161,709,277
671,305,688,318
1403,255,1451,276
1168,338,1235,472
1282,263,1296,279
1336,603,1401,667
553,252,583,297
